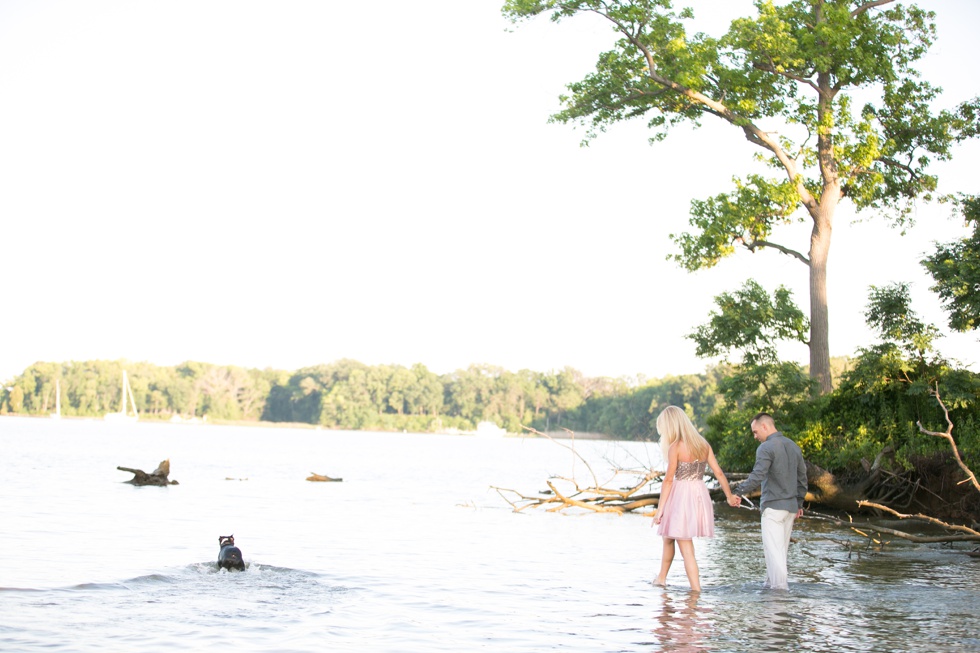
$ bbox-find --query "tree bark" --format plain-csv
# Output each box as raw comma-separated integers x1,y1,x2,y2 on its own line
808,213,834,394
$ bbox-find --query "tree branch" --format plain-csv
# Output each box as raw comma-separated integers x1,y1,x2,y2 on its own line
739,237,811,265
584,6,818,211
752,60,821,95
917,386,980,495
521,424,600,488
878,155,921,180
856,501,980,537
851,0,898,17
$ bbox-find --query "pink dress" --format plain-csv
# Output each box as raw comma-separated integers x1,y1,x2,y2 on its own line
657,460,715,539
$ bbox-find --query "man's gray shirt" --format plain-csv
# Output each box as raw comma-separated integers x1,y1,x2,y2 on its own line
734,432,808,513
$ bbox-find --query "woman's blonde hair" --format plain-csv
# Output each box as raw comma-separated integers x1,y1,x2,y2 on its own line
656,405,709,463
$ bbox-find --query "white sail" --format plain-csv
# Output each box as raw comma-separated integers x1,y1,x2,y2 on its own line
104,370,139,422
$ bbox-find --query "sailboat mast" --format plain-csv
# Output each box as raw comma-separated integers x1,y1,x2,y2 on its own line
121,370,128,415
126,372,139,419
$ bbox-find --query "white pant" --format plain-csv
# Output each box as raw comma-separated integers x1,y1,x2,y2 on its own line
761,508,796,590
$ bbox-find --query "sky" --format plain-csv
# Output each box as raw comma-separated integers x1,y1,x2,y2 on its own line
0,0,977,384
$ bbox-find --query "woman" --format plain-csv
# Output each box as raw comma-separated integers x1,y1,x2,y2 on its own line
653,405,736,591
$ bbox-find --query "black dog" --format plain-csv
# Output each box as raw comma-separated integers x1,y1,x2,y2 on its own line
217,535,245,571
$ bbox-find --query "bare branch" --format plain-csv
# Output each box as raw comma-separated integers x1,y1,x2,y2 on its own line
547,480,623,513
850,523,979,543
857,501,980,537
852,0,898,17
521,424,600,488
739,236,811,265
917,387,980,495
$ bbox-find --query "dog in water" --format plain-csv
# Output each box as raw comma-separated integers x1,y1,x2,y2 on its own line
217,535,245,571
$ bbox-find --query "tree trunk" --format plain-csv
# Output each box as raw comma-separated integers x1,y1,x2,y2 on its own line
809,212,833,395
810,61,841,396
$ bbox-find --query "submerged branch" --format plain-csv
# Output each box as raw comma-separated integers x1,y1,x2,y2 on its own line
857,501,980,537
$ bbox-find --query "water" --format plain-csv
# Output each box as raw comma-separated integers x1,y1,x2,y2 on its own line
1,417,978,652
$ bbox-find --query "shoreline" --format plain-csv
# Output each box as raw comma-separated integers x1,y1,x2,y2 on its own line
0,414,636,441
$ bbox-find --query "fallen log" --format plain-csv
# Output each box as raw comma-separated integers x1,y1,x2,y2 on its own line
306,472,343,482
117,459,178,486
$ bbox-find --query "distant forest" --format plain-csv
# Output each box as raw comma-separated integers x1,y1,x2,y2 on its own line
0,359,728,438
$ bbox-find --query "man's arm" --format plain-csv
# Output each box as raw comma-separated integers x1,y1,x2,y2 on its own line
734,444,772,496
796,450,808,511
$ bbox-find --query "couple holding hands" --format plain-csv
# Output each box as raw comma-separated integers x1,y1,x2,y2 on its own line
652,406,808,592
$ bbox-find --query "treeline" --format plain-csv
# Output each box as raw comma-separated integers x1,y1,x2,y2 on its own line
1,360,276,422
0,358,726,439
4,276,977,489
3,344,978,482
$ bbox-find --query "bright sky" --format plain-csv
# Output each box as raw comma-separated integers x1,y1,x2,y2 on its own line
0,0,977,384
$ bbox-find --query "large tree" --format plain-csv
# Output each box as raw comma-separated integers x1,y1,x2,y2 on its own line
503,0,978,393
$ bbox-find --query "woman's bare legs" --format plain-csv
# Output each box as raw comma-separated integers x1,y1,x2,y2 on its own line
676,539,701,592
654,538,675,586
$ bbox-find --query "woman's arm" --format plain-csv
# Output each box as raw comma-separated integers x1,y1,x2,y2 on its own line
654,444,679,524
706,446,735,502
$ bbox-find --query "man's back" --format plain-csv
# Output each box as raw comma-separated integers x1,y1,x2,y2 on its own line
743,432,806,513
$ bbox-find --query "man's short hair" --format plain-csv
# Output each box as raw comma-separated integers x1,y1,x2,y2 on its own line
751,412,775,428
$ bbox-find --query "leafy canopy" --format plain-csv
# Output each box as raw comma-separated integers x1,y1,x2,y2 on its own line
502,1,979,266
688,278,809,367
922,196,980,332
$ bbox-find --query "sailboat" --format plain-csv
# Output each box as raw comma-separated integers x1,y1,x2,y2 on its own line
104,370,139,422
50,379,61,419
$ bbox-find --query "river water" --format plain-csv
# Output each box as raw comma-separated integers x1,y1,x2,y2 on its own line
1,416,977,652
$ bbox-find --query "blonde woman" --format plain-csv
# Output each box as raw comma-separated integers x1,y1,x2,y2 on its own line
653,405,737,591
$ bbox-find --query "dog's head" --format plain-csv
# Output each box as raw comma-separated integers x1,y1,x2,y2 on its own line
218,534,235,548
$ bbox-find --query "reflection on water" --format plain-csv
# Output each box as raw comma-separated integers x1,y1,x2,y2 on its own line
1,417,979,652
636,572,980,653
650,591,711,652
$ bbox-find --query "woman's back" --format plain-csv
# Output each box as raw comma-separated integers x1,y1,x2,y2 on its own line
671,441,707,464
673,459,708,481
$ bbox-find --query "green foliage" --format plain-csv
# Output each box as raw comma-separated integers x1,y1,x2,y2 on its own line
922,196,980,332
503,1,978,394
700,281,980,474
689,279,809,367
555,368,725,439
504,1,971,229
0,360,275,422
3,358,714,439
865,282,942,359
671,175,803,271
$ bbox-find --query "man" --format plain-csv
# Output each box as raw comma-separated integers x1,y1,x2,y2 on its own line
729,412,808,590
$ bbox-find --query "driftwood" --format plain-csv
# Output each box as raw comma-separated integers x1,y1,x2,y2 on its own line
117,459,178,486
497,408,980,551
306,472,342,482
492,426,662,514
